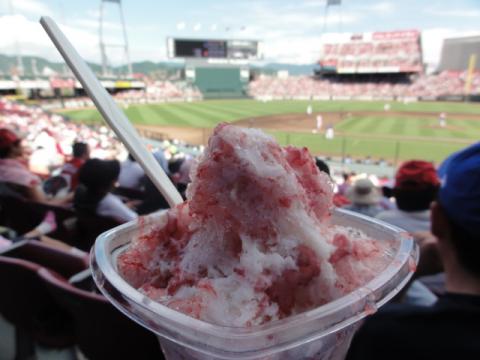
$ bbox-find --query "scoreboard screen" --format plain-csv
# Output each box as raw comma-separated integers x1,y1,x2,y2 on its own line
174,40,227,58
168,38,261,59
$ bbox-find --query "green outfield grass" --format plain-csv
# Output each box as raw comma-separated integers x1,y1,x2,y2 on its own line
266,131,467,164
60,99,480,163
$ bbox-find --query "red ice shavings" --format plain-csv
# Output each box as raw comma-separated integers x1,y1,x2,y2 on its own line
118,124,392,327
329,232,384,293
266,245,321,315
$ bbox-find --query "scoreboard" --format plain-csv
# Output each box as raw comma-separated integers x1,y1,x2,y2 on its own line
167,38,262,60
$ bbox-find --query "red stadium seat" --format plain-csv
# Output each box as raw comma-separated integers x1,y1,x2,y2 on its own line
0,192,42,236
39,269,165,360
0,257,75,359
0,240,88,278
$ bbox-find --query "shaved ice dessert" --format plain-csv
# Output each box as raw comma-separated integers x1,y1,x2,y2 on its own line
118,123,392,327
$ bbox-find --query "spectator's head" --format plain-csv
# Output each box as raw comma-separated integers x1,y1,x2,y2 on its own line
346,178,380,206
72,142,90,160
177,156,194,185
432,142,480,277
315,158,330,176
78,159,120,196
0,128,22,159
394,160,439,211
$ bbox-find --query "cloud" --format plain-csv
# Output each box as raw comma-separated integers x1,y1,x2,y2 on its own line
0,0,128,66
0,14,102,62
0,15,55,58
297,0,327,9
210,2,360,63
176,21,186,30
290,0,394,14
368,2,395,14
193,23,202,32
6,0,52,17
75,7,124,32
245,3,359,29
425,8,480,17
262,36,324,64
73,18,122,32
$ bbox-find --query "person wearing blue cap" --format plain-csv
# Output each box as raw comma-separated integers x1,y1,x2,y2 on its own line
346,142,480,360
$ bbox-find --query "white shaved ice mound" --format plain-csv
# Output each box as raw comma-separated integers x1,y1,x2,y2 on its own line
118,124,391,327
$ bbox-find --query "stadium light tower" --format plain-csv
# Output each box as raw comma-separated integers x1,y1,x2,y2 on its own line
99,0,133,77
323,0,342,34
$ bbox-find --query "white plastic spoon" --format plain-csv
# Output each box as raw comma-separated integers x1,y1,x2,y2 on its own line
40,16,183,208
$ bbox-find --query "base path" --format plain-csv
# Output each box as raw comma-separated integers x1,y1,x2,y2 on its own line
135,125,211,145
234,111,480,133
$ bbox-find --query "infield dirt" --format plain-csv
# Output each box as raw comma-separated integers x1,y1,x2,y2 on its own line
135,110,479,147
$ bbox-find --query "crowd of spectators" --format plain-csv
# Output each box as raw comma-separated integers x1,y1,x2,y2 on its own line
112,81,202,105
34,72,480,110
249,71,480,99
322,38,422,72
321,31,422,72
0,99,126,167
54,81,202,110
409,70,480,98
36,81,202,111
143,81,202,102
0,98,198,241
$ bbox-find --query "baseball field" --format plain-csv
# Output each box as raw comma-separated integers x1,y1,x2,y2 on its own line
60,99,480,164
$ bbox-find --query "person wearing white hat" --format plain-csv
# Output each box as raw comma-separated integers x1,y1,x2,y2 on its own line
343,178,383,217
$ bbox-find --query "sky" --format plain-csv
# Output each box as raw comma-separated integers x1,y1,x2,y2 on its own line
0,0,479,68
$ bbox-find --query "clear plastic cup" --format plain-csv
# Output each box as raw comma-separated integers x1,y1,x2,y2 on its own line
91,209,418,360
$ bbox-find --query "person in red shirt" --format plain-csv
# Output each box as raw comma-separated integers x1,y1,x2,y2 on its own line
0,128,43,196
0,128,72,205
61,142,90,191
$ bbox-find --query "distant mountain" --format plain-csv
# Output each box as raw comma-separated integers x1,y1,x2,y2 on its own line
0,53,101,77
0,53,314,78
0,54,184,79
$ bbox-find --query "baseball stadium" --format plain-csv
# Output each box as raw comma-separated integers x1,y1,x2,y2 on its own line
57,28,480,166
1,0,480,359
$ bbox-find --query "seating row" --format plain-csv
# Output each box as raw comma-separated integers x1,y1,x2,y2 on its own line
0,240,164,359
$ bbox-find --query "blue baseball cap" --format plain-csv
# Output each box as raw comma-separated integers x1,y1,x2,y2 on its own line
438,142,480,236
